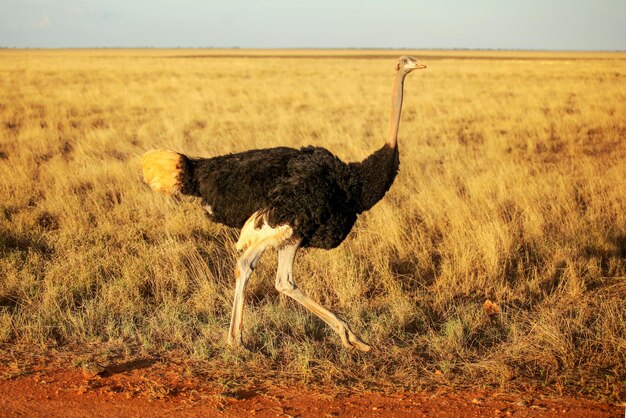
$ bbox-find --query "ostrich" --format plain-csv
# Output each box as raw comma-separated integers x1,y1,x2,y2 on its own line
141,56,426,351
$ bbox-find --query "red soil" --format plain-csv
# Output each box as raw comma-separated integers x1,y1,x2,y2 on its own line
0,360,622,417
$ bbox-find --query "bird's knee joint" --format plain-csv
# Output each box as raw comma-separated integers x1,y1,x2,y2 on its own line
275,279,296,295
236,260,253,278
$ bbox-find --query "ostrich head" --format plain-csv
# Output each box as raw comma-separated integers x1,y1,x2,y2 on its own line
396,56,427,73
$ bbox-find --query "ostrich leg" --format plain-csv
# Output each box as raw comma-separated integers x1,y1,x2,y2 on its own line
229,212,295,347
228,241,267,346
275,241,371,352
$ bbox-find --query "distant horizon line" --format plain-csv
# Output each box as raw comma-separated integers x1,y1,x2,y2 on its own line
1,46,625,53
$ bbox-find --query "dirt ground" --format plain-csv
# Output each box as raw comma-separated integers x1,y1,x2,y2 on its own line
0,358,622,418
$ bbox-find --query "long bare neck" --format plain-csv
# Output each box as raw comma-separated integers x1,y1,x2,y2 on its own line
386,71,407,149
348,71,407,213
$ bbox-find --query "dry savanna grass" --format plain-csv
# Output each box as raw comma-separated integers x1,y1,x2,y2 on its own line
0,49,625,399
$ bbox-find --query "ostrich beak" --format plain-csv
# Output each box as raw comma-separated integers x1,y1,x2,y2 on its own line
413,62,427,70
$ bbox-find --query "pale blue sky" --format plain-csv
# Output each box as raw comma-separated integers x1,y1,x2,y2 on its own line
1,0,625,50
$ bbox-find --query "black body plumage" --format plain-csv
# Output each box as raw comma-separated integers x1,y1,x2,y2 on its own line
178,144,399,249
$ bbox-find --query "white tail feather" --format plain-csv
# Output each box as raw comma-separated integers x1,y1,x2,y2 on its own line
141,149,184,195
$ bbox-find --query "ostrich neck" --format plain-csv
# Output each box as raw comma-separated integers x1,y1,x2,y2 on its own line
386,71,407,149
348,71,406,213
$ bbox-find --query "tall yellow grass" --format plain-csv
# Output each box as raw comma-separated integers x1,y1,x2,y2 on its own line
0,49,625,398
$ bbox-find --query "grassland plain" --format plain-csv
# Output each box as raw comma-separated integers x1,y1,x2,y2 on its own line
0,49,625,400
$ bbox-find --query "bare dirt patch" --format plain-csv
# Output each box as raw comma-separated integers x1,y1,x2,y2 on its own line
0,359,621,417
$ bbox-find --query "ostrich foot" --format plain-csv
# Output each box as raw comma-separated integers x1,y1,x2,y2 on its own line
336,320,371,352
227,328,245,349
